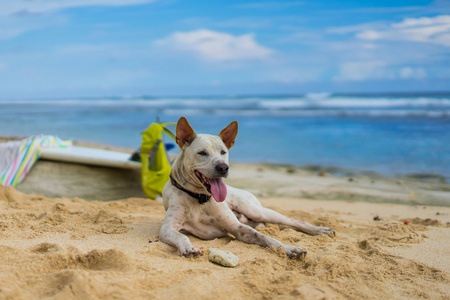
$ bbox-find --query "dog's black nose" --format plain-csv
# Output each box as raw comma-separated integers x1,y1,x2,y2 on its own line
215,163,229,175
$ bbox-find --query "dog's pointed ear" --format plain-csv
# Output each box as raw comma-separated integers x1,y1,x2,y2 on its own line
176,116,197,149
218,121,238,149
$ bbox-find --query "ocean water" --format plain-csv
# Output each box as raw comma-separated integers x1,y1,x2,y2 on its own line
1,93,449,179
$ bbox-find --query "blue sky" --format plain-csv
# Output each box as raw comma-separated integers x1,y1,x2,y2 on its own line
1,0,450,98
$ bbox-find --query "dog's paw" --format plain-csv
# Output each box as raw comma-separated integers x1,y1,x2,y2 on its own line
310,226,336,237
283,245,307,259
293,220,336,237
180,246,203,257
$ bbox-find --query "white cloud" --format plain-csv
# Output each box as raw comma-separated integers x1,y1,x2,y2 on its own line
155,29,273,62
335,62,428,81
0,26,28,40
0,0,155,16
400,67,427,79
327,22,385,35
357,30,381,40
356,15,450,46
0,12,66,40
392,15,450,28
0,0,156,40
327,16,450,81
334,61,393,81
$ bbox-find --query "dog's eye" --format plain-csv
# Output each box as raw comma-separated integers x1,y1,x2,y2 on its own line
197,151,208,156
221,150,227,155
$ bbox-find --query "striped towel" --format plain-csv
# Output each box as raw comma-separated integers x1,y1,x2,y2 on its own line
0,135,72,186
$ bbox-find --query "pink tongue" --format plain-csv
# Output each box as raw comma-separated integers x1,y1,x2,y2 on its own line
209,178,227,202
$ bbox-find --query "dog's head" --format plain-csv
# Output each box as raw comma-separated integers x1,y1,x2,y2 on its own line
175,116,238,202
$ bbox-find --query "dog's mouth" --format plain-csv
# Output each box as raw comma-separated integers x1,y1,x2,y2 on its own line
195,170,212,193
195,170,227,202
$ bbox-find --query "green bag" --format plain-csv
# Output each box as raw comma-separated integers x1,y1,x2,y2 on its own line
140,122,176,199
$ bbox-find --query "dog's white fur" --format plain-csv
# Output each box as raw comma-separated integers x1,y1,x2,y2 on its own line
160,117,334,258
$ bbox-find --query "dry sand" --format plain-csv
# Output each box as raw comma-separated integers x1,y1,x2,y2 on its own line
1,165,449,299
1,137,449,299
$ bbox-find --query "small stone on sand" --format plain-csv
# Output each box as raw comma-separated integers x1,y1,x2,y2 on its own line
208,248,239,267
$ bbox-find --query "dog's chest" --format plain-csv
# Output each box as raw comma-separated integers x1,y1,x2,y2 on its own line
183,203,228,239
187,205,220,227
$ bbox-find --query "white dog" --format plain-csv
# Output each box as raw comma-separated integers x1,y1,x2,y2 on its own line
160,117,334,258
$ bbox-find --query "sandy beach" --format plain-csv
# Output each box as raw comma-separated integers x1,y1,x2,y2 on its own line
1,150,449,300
2,0,450,298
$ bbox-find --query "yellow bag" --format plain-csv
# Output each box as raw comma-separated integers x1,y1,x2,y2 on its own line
140,122,176,199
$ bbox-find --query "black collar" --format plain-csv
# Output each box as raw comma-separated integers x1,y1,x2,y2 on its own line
170,175,211,204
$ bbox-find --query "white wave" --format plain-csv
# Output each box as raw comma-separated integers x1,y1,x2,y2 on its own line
256,96,450,110
178,98,259,109
161,107,449,118
317,97,450,108
259,99,309,109
305,92,332,99
162,109,213,116
2,96,450,113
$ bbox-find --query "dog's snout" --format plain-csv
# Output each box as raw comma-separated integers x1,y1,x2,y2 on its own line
215,163,229,176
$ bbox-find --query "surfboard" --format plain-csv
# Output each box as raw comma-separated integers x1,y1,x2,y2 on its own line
39,146,141,169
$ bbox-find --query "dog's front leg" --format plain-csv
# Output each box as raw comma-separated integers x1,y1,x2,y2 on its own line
160,206,203,257
227,221,307,259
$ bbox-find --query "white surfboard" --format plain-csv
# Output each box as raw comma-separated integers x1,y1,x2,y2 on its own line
40,146,141,169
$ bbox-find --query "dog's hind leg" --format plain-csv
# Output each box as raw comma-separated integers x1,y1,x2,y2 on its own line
228,223,307,259
218,208,306,259
233,211,266,229
237,204,335,236
227,188,334,236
